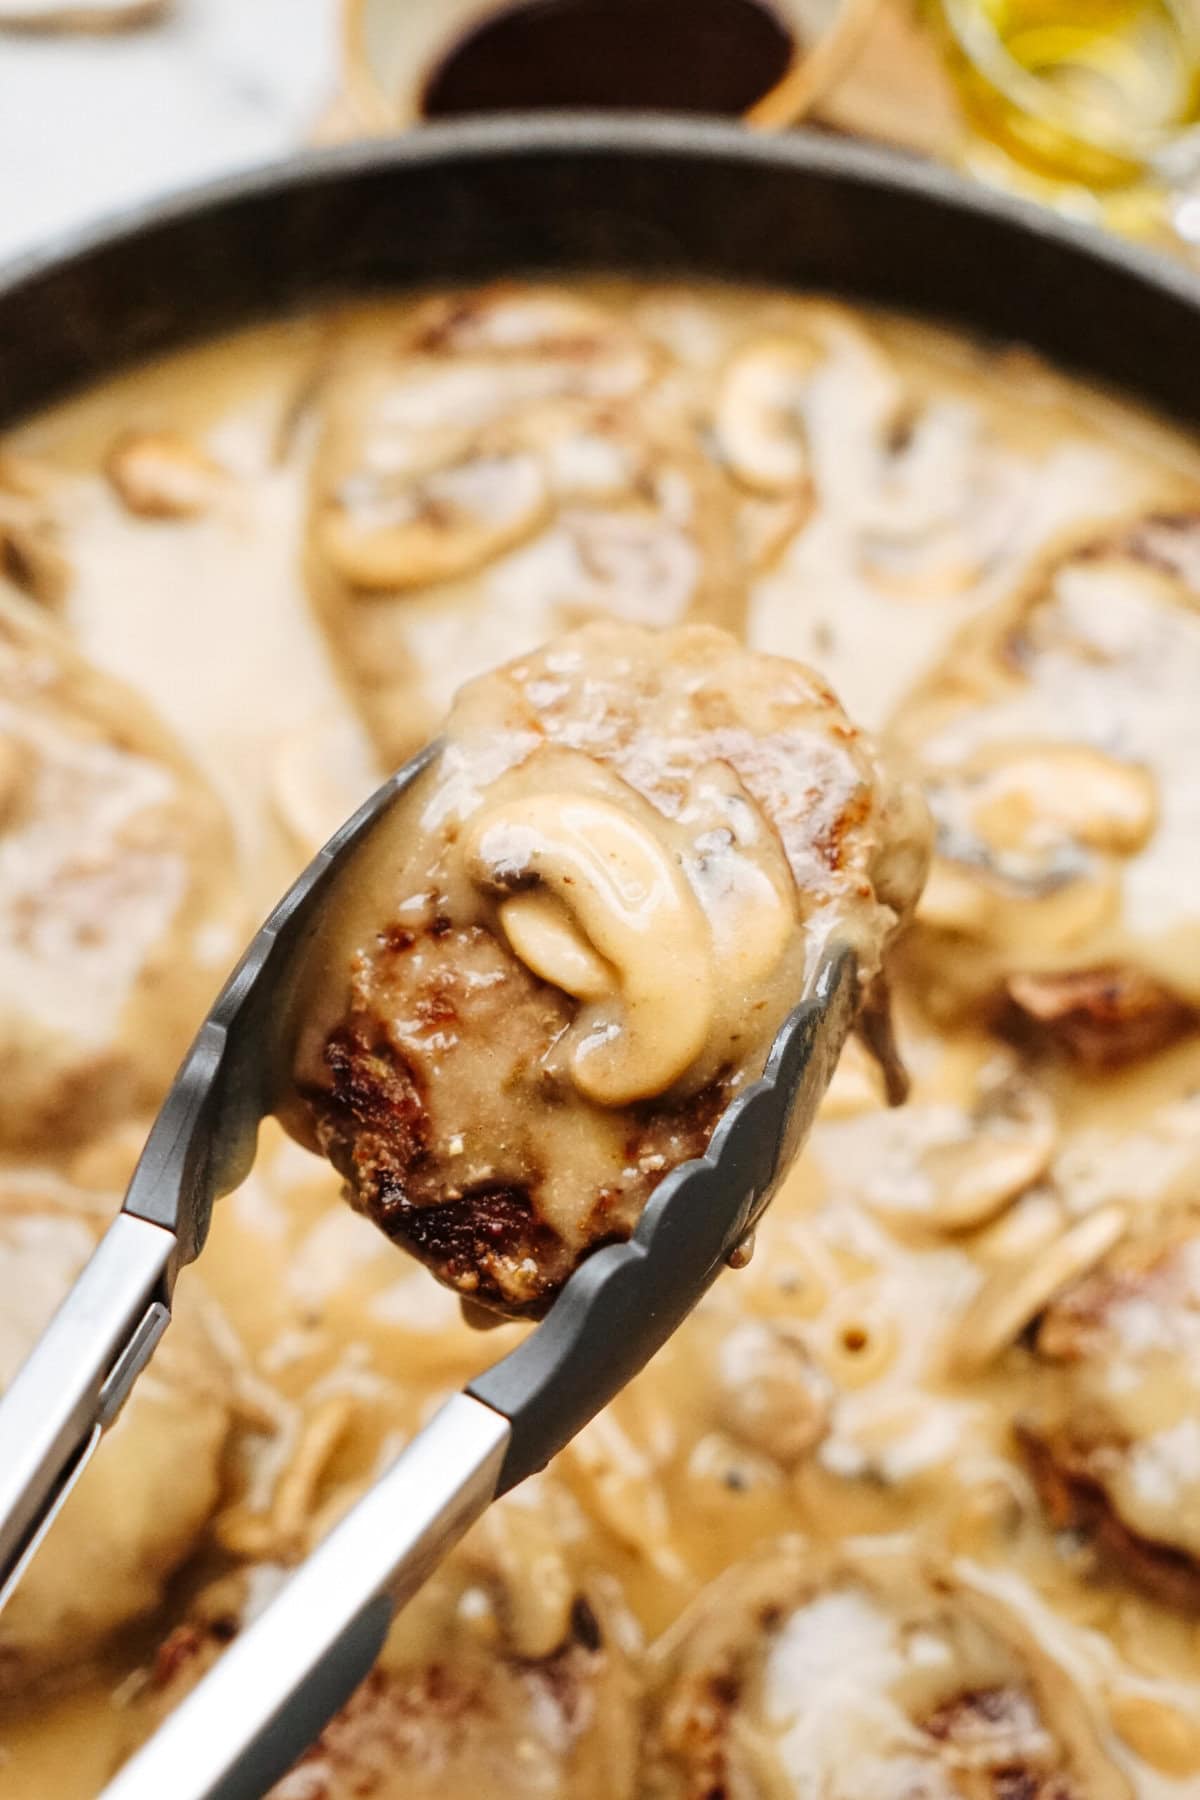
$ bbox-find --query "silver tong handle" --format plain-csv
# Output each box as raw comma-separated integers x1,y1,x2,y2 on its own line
101,1392,511,1800
0,1212,175,1608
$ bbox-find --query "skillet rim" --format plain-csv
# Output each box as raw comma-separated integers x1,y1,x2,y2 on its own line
0,113,1197,306
0,113,1198,429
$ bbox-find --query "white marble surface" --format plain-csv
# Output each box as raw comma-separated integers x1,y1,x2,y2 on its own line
0,0,342,265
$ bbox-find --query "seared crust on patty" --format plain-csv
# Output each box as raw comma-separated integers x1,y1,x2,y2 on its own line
1018,1425,1200,1614
895,509,1200,1065
1003,967,1197,1070
1021,1217,1200,1607
287,623,929,1315
307,924,724,1314
128,1578,637,1800
643,1542,1122,1800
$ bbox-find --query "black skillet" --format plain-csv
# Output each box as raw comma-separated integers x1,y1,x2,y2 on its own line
0,116,1198,430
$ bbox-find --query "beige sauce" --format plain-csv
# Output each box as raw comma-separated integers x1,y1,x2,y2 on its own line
1,283,1200,1795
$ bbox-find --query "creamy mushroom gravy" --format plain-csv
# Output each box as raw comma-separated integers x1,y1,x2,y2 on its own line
1,282,1200,1795
284,621,929,1316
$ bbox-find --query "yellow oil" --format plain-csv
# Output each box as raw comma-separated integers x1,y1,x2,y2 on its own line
937,0,1200,184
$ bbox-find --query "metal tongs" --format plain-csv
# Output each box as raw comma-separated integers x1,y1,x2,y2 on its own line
0,742,857,1800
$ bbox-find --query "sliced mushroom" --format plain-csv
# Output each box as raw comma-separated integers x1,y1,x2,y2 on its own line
1109,1690,1200,1776
976,744,1156,858
462,1481,580,1662
715,334,824,495
927,741,1157,896
467,783,716,1107
817,1071,1056,1236
917,1080,1058,1233
920,795,1133,1032
400,285,658,416
319,446,549,593
214,1393,358,1565
916,750,1135,954
104,429,227,520
0,462,70,608
971,1185,1066,1270
562,1411,680,1573
895,507,1200,1043
947,1204,1127,1376
408,284,654,386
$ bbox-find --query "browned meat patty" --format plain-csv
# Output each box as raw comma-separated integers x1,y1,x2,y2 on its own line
894,510,1200,1067
310,919,729,1308
283,622,929,1315
305,283,747,765
1020,1214,1200,1609
124,1573,636,1800
1003,967,1195,1070
642,1543,1126,1799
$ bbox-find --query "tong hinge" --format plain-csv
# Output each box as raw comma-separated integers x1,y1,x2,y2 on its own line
97,1300,171,1428
0,1213,176,1609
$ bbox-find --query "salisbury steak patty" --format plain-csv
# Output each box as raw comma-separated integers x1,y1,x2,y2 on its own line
125,1569,637,1800
0,588,243,1149
285,622,929,1316
643,1542,1126,1800
895,510,1200,1065
1020,1214,1200,1608
305,282,746,766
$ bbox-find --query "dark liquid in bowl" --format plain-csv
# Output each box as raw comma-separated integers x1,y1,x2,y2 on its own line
421,0,796,118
